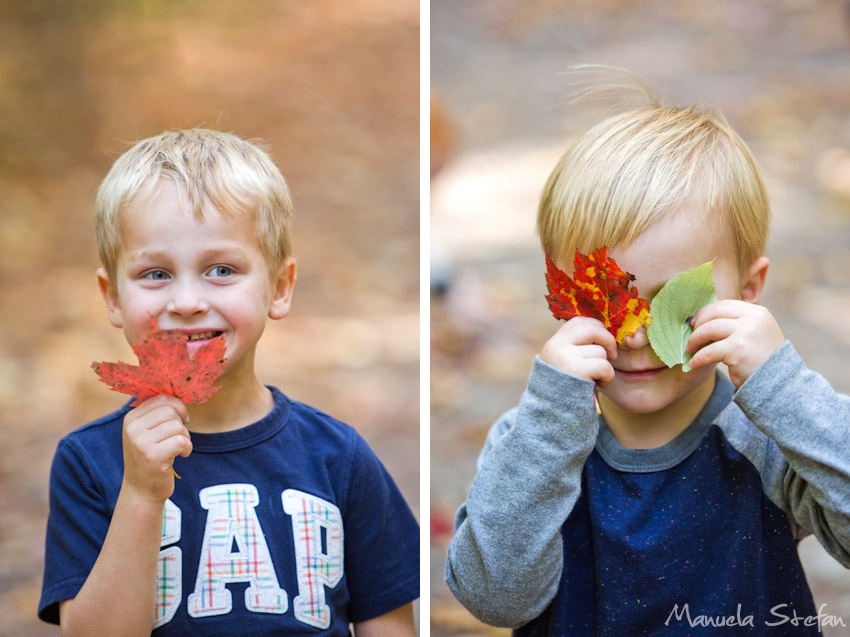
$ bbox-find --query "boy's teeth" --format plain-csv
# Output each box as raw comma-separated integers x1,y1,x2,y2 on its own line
187,331,219,341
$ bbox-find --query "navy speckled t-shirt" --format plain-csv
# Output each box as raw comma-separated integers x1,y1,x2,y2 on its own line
524,380,816,634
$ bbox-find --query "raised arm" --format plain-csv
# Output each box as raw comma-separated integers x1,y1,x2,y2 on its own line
445,319,613,628
732,341,850,566
58,395,191,636
688,301,850,565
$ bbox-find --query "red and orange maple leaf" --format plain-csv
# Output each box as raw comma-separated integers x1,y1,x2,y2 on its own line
545,247,652,344
92,317,227,406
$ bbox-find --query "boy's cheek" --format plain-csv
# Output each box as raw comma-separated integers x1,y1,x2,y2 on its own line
117,299,163,339
712,262,742,301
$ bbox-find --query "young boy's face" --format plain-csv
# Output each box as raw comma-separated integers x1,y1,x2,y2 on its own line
599,206,762,416
97,178,295,386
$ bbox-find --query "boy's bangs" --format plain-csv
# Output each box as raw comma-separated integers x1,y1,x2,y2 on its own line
540,149,714,267
126,143,266,222
538,106,768,273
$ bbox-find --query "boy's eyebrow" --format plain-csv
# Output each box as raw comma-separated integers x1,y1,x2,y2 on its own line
124,245,251,264
198,245,251,262
123,249,172,264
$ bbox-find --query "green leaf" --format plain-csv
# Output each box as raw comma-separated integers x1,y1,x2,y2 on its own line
647,260,717,372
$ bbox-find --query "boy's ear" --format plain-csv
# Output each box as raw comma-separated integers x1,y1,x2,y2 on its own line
740,256,769,304
269,257,297,320
96,267,124,328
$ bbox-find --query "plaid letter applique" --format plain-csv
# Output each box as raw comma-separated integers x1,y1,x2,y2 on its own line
154,499,182,628
282,489,344,630
151,484,347,629
188,484,289,618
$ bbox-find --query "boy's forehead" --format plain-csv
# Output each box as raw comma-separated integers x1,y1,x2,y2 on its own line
121,179,255,228
559,207,733,289
116,183,262,254
612,211,732,287
126,177,208,215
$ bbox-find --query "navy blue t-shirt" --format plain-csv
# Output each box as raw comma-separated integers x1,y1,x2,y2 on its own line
39,387,419,635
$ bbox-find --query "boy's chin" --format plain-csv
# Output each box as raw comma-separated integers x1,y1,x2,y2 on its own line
600,366,715,415
601,390,675,415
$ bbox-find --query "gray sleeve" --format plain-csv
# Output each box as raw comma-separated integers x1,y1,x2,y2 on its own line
444,356,599,627
733,341,850,567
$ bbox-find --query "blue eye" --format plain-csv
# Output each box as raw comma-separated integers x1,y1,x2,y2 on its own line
210,265,233,277
144,269,170,281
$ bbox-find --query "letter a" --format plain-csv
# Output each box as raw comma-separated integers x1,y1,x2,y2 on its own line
188,484,288,618
282,489,344,629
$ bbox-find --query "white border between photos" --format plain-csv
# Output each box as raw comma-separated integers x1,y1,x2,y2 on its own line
419,0,431,633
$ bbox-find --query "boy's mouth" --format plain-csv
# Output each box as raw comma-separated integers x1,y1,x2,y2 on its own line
616,366,666,380
185,330,224,342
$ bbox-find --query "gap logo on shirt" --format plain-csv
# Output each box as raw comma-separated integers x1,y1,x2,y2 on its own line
154,483,343,630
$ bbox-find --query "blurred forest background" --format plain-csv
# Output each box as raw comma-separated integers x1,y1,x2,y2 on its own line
0,1,419,635
431,0,850,635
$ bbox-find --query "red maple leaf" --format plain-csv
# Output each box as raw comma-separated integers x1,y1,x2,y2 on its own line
545,247,652,344
92,317,227,407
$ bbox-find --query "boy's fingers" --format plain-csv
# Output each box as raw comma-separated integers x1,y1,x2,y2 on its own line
582,344,612,362
127,394,190,423
158,434,193,462
688,339,732,370
689,346,719,370
128,425,190,454
564,318,618,358
687,348,709,370
148,406,184,428
592,361,615,388
149,419,191,444
687,318,736,353
580,358,613,385
543,317,618,377
602,337,618,361
154,395,190,423
174,435,193,458
559,317,602,339
129,405,190,435
691,300,748,327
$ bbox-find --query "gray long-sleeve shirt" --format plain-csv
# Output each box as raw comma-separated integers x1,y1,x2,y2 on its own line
445,342,850,633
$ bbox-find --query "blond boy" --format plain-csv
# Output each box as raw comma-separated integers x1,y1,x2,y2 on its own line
446,105,850,633
39,129,419,636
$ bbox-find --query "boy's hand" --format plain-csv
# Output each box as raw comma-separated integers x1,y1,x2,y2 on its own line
540,317,618,388
121,394,192,503
687,300,785,389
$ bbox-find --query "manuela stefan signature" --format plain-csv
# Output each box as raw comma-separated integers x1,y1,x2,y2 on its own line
665,603,846,629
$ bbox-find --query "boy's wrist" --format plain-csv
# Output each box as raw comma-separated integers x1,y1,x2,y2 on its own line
527,355,598,421
532,354,597,392
118,479,170,513
733,340,795,404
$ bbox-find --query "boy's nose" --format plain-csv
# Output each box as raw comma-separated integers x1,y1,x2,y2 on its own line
167,281,209,316
621,326,649,350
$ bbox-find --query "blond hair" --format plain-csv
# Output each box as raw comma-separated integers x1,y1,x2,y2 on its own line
95,128,294,280
537,105,769,276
